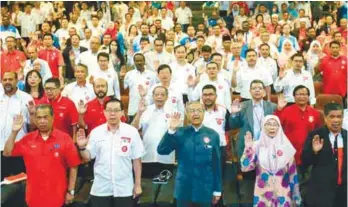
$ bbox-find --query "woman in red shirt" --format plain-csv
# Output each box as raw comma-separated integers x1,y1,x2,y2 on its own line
24,70,45,105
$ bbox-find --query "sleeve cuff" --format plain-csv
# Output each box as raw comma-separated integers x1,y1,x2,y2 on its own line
168,129,176,134
213,192,222,196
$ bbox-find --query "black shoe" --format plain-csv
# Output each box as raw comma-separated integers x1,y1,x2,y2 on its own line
152,170,172,184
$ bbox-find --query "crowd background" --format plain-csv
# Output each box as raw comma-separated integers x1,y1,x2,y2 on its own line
0,1,347,207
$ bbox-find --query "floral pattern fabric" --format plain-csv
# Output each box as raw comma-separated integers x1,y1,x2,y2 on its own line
241,146,302,207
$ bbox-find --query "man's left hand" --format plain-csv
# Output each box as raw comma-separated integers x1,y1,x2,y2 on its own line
133,185,142,198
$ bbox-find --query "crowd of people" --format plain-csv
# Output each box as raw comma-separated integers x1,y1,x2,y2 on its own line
0,1,347,207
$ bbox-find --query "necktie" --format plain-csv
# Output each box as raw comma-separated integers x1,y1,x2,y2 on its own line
334,134,338,161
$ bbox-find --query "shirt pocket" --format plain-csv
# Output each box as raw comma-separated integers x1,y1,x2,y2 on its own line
115,140,131,157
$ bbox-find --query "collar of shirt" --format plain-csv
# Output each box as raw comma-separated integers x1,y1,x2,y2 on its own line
329,131,343,147
294,104,309,113
72,47,80,52
74,81,87,88
48,94,63,104
252,100,263,108
33,129,57,141
191,124,203,132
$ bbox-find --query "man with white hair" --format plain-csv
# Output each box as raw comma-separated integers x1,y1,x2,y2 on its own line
23,46,52,83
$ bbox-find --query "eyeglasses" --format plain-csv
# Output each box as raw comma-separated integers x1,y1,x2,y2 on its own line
44,87,58,91
187,109,204,113
105,108,122,113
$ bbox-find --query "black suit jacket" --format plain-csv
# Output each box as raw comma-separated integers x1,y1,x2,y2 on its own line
302,127,347,207
63,46,88,79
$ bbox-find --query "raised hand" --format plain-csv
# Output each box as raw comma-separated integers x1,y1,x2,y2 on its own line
89,75,94,84
312,135,324,154
76,128,88,149
27,100,36,115
169,112,181,131
138,84,146,97
244,131,253,147
187,75,196,87
77,100,87,114
231,99,242,114
12,114,24,132
277,94,287,111
138,98,146,114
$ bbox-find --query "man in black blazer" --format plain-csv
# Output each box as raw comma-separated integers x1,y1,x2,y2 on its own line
302,103,347,207
63,34,88,80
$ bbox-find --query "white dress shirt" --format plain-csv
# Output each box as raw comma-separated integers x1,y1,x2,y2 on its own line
175,7,192,25
236,64,273,99
139,104,182,163
188,78,232,112
87,123,145,197
144,51,174,71
91,67,120,99
124,69,157,116
203,104,229,146
0,89,33,150
160,16,174,30
169,61,196,95
274,69,316,105
226,57,247,93
257,56,278,82
18,13,36,37
343,109,348,131
77,50,113,78
61,82,95,107
200,69,232,88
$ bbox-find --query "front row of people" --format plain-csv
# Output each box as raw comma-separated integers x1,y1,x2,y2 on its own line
3,82,346,207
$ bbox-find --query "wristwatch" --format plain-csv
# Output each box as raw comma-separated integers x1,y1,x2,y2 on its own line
67,190,75,196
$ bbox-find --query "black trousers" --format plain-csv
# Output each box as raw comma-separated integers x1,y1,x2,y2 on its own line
90,195,133,207
1,151,25,180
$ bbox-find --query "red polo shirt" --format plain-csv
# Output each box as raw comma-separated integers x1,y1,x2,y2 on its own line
0,50,26,77
38,94,78,136
274,104,323,165
38,48,64,78
11,129,81,207
320,55,347,97
84,97,109,134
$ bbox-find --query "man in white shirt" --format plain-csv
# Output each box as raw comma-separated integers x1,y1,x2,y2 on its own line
169,45,196,104
55,18,70,46
79,28,92,50
40,1,54,20
201,53,231,88
145,64,185,115
31,2,44,30
145,38,174,71
1,72,35,179
206,25,223,53
232,49,273,101
91,52,120,99
257,43,278,83
80,2,91,22
122,53,157,123
19,3,36,39
274,53,316,105
255,30,279,59
62,64,95,107
188,62,231,111
24,46,52,83
132,86,182,178
175,1,193,32
77,98,144,207
160,8,174,31
226,42,247,94
88,16,105,38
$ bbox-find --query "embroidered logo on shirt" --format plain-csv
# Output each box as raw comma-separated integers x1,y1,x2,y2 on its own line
54,152,59,157
146,81,150,85
342,60,346,65
172,97,176,103
309,116,314,123
277,150,283,156
216,118,223,125
218,85,223,89
303,76,308,81
203,137,210,144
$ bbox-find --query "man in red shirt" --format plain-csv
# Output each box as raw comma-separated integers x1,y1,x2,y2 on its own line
0,36,26,78
3,104,81,207
38,78,78,140
38,34,64,84
274,85,322,175
77,78,109,134
316,40,347,100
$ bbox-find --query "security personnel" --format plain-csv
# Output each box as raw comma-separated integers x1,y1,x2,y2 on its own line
157,101,222,207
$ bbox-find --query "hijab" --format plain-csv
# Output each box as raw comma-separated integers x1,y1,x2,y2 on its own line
254,115,296,174
278,39,297,68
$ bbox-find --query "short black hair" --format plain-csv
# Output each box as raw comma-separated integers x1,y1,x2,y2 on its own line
202,84,216,93
174,45,186,53
36,104,54,116
157,64,172,74
71,33,81,40
245,49,257,56
196,35,205,40
140,37,150,43
45,77,61,88
260,43,270,49
329,40,340,47
250,79,265,89
5,36,16,42
293,85,310,97
206,61,218,68
97,52,110,61
104,98,124,110
133,53,145,61
324,102,343,116
154,38,163,45
201,45,212,53
236,29,244,36
291,52,305,61
211,53,222,59
43,33,54,40
3,71,18,80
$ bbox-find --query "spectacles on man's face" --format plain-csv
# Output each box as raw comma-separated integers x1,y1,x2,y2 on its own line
44,87,58,91
105,108,122,113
